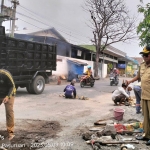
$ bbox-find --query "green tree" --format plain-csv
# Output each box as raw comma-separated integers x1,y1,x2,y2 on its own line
137,3,150,46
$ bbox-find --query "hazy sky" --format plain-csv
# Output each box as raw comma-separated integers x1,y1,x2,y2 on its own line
3,0,149,57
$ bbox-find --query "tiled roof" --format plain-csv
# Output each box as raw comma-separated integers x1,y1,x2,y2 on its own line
131,57,143,64
79,45,126,57
28,28,68,42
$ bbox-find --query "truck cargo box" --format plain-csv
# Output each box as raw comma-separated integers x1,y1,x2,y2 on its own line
0,26,57,94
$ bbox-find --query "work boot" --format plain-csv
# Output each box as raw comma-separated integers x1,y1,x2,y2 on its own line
8,133,15,141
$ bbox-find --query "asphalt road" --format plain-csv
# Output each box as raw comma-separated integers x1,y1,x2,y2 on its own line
0,77,142,150
17,77,126,96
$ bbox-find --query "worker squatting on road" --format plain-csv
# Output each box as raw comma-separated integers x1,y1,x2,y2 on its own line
64,81,76,99
0,69,16,140
112,83,133,106
127,46,150,145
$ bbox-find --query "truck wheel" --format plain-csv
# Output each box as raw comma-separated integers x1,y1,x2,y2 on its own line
91,83,94,87
32,76,45,94
26,83,34,94
110,81,113,86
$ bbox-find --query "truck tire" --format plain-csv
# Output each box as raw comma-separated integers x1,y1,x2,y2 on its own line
26,83,34,94
32,75,45,94
110,81,113,86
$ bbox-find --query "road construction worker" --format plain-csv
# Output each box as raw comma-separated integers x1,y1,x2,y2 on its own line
112,83,132,106
0,69,16,140
64,81,76,98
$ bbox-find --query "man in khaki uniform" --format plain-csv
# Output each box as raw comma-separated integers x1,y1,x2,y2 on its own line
127,46,150,145
0,69,16,140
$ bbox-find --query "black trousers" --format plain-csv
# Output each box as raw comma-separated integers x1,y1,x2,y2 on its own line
114,94,126,104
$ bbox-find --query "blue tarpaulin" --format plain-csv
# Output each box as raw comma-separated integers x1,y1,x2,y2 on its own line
67,59,87,81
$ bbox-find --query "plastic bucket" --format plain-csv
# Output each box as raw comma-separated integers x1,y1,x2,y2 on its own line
114,108,125,121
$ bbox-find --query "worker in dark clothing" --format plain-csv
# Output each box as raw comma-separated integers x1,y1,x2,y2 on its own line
64,81,76,98
0,69,16,140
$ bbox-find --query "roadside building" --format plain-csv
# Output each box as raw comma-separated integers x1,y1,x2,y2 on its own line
131,57,143,64
118,56,139,77
14,28,138,78
80,45,126,76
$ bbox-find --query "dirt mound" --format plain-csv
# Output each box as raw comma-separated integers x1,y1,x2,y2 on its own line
0,119,61,150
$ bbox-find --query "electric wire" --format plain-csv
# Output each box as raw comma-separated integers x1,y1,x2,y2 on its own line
17,17,88,45
6,0,93,44
18,4,90,39
16,11,90,44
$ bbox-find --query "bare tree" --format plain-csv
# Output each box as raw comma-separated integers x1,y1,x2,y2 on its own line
85,0,136,77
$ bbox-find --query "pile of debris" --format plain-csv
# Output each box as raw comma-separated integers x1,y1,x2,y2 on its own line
116,98,136,106
59,94,89,100
82,119,144,150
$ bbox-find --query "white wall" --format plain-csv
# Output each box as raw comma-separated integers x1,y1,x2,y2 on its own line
52,55,68,76
52,55,107,78
102,64,107,78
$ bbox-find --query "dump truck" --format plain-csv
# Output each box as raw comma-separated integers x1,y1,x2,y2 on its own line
0,26,56,94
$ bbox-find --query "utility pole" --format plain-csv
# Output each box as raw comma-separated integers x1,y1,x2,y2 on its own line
11,0,19,37
0,0,4,26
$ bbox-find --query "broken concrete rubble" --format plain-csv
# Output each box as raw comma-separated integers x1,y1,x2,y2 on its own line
82,118,144,150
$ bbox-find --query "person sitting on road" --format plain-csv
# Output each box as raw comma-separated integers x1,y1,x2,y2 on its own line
112,83,131,105
64,81,76,99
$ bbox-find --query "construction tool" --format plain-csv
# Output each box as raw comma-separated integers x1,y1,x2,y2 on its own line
117,130,142,135
86,140,139,146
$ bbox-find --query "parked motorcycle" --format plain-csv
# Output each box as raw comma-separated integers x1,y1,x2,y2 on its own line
80,75,95,87
109,73,119,86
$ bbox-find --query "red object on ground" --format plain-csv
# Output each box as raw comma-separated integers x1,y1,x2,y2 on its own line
57,76,61,85
114,124,126,132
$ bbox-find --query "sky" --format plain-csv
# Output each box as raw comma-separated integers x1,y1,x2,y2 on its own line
2,0,150,57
